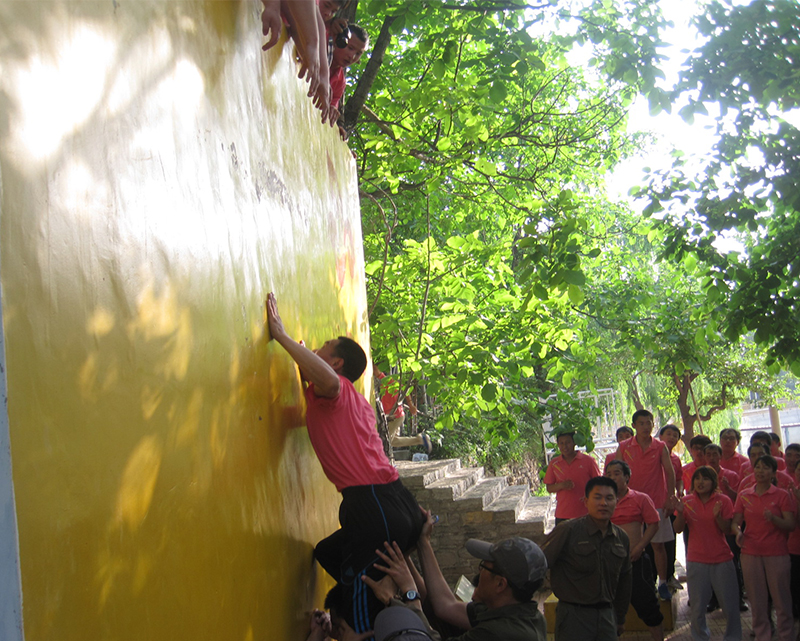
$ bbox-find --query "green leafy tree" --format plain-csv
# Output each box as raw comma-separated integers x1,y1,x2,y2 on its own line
573,210,786,440
641,0,800,373
340,0,671,448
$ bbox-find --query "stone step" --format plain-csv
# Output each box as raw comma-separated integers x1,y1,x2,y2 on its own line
396,458,460,490
513,496,551,538
421,466,485,501
485,483,531,524
455,476,507,511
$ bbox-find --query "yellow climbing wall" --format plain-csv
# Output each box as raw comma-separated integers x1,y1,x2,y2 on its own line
0,1,369,639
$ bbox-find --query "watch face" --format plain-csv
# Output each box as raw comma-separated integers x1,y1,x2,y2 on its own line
404,590,419,602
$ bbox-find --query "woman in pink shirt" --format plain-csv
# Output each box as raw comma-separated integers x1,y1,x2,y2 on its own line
732,456,796,641
673,466,740,641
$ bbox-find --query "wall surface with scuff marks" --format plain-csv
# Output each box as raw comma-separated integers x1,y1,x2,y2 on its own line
0,1,368,639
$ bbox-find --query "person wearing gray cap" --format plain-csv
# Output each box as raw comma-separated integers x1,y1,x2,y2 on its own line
413,508,548,640
373,607,436,641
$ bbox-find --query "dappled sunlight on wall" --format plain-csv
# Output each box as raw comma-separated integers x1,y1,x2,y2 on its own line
0,1,367,639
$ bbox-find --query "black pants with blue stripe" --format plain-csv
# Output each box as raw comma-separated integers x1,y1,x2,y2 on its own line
314,479,424,634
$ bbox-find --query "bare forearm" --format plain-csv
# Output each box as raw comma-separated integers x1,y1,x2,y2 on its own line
273,333,340,397
416,537,468,628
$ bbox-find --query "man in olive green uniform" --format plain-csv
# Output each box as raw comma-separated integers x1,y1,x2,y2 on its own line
542,476,632,641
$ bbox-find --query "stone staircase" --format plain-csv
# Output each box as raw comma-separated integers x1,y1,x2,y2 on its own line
396,458,552,586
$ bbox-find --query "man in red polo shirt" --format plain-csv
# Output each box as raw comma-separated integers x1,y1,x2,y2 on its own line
545,432,601,524
266,293,423,636
614,409,676,601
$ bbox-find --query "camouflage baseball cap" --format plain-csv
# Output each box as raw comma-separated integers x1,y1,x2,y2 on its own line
465,537,547,591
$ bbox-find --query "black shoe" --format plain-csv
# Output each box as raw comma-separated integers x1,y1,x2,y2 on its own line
739,600,748,612
707,599,719,613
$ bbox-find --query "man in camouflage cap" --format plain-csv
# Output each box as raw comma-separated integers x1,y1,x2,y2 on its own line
415,509,548,641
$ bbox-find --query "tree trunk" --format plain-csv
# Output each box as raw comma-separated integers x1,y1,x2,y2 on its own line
673,372,698,442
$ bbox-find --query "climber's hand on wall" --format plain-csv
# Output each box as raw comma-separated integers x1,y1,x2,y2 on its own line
266,292,288,342
260,0,282,51
307,609,331,641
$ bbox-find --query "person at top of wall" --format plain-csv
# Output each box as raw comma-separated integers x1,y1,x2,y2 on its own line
265,292,423,636
260,0,338,125
545,431,601,525
604,426,633,472
328,23,368,139
614,409,677,601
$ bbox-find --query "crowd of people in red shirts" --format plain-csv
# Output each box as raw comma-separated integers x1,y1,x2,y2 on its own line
545,413,800,641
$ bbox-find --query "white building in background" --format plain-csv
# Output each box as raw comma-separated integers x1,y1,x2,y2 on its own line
738,400,800,448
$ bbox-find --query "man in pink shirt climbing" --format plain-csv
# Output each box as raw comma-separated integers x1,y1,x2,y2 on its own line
614,409,676,601
266,292,423,637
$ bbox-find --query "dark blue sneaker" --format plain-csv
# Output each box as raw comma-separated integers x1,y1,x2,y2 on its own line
658,582,672,601
421,432,432,455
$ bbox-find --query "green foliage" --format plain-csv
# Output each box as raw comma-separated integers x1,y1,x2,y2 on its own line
348,0,671,450
342,0,794,460
642,0,800,371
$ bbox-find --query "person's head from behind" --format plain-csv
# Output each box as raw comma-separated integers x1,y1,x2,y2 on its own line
465,537,547,607
616,426,634,443
374,608,434,641
584,476,618,522
689,435,712,464
659,424,681,450
605,459,631,493
753,455,778,485
770,432,782,455
324,583,353,640
719,428,741,454
631,409,654,434
332,24,368,68
703,443,722,468
747,443,769,467
556,432,576,457
691,466,718,496
315,337,367,382
750,430,772,450
784,443,800,472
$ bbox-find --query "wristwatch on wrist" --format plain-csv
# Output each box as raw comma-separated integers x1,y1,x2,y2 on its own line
401,590,420,603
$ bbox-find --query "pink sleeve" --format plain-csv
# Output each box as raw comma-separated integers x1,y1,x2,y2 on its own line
721,495,734,519
544,461,557,484
641,493,660,524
